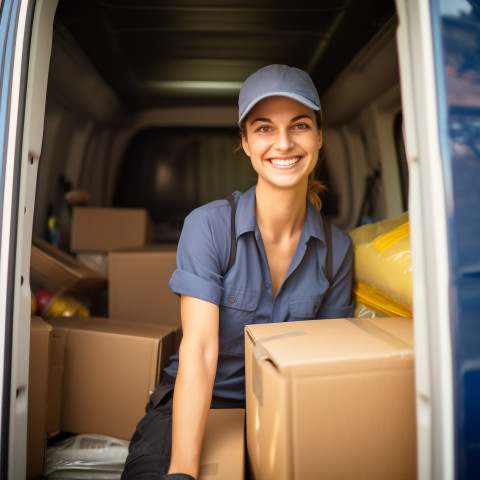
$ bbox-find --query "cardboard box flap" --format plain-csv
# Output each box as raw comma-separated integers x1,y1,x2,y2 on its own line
245,318,414,378
31,236,107,291
47,316,174,340
31,315,53,333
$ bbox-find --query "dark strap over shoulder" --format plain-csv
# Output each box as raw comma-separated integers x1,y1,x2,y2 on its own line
321,213,333,282
225,194,237,273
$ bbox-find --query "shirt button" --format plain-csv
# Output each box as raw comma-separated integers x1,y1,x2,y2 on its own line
228,295,236,303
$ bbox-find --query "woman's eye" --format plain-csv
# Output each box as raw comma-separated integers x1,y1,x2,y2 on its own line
293,123,310,130
257,125,271,133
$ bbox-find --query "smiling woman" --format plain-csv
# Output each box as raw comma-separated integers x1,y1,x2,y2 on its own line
121,65,354,480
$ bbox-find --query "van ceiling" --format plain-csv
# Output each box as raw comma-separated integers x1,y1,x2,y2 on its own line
54,0,396,113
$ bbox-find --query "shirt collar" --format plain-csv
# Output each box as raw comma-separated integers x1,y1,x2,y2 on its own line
235,186,327,245
235,185,257,237
303,199,327,245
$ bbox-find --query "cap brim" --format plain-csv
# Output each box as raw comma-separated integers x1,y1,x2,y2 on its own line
238,92,321,124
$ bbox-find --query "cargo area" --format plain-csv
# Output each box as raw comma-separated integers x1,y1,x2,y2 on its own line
22,0,417,478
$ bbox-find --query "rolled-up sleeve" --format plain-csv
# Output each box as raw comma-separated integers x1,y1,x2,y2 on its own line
169,204,229,305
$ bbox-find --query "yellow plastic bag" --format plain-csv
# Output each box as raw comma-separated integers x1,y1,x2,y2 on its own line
350,212,412,317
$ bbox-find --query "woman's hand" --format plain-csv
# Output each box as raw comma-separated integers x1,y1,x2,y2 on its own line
167,295,219,478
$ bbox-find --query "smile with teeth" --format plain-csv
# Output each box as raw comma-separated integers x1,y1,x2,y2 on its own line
270,157,301,166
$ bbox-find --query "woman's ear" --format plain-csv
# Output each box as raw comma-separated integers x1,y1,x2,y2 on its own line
241,133,251,157
318,129,323,149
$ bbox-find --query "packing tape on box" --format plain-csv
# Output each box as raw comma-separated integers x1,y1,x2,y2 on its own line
347,318,413,350
256,330,307,344
252,346,266,406
251,331,307,406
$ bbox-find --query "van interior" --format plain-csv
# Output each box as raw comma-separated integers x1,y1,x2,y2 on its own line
35,0,402,247
13,0,422,477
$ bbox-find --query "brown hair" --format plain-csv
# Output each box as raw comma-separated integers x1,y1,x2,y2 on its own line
238,110,326,211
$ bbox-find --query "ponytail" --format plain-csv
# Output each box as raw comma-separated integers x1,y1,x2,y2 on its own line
307,171,326,211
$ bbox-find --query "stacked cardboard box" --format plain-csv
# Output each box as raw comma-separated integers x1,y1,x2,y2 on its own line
244,317,416,480
47,317,176,440
108,245,180,328
29,206,247,476
29,207,185,471
70,206,157,277
70,207,155,253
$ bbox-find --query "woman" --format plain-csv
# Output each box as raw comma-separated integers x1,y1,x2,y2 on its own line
122,64,354,480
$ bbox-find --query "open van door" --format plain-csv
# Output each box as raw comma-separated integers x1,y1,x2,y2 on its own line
0,0,56,477
397,0,480,478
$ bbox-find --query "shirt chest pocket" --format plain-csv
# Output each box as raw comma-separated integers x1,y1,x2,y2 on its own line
289,294,326,320
219,287,259,355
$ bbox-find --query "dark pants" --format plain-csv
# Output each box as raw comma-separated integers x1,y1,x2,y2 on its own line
121,373,245,479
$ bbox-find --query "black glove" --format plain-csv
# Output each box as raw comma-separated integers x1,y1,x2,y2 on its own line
163,475,195,480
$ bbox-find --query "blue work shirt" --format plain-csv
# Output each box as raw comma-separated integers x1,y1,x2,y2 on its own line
164,186,354,399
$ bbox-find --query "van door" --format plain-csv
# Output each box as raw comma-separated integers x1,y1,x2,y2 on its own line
0,0,56,477
397,0,480,478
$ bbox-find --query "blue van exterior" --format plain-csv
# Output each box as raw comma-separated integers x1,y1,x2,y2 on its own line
434,0,480,477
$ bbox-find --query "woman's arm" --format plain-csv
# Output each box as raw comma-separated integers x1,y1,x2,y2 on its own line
167,295,219,478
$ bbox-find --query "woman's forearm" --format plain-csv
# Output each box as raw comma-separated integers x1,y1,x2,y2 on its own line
167,295,219,478
168,343,217,477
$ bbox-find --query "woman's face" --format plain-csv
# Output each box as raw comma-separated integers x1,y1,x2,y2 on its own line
241,96,322,191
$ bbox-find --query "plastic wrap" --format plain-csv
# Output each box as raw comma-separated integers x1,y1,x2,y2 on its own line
350,212,412,317
44,434,129,479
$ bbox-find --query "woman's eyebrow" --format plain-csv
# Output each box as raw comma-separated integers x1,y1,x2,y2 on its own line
249,114,313,126
291,114,313,122
250,117,272,125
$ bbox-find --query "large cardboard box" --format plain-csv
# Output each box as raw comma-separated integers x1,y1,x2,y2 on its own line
245,317,416,480
108,245,180,329
46,317,176,440
27,317,52,480
199,409,246,480
70,207,155,252
31,236,107,292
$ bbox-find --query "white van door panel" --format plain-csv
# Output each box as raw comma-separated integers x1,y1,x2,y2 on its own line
0,0,57,477
396,0,455,477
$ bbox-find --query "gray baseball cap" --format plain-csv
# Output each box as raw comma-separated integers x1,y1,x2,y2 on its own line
238,64,321,125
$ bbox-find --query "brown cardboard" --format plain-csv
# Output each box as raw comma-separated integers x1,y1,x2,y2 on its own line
31,235,107,292
46,317,175,440
46,329,66,437
199,409,246,480
108,245,181,329
245,317,416,480
27,317,52,480
70,207,155,252
75,252,109,277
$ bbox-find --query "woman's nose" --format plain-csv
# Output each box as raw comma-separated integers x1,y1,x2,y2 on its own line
275,129,294,150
